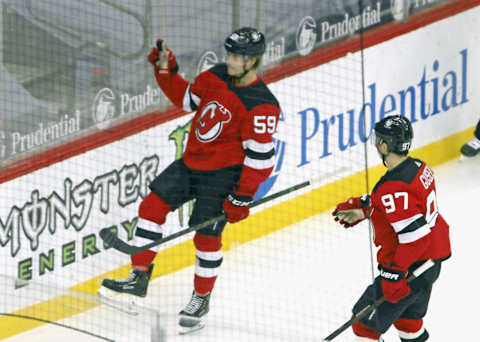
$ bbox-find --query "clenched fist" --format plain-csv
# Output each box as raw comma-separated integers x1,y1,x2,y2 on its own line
147,39,178,72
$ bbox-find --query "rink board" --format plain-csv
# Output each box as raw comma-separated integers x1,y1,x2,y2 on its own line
0,3,479,339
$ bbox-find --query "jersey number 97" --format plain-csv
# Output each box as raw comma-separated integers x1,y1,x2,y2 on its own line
381,190,439,228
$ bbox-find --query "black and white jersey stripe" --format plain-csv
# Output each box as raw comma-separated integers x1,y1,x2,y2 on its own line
182,84,201,112
131,218,164,252
195,250,223,278
242,139,275,170
391,213,431,244
398,327,427,340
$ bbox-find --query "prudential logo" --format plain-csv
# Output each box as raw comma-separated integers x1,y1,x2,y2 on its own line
92,88,116,129
391,0,408,21
254,110,286,201
296,49,469,167
197,51,219,75
296,16,317,56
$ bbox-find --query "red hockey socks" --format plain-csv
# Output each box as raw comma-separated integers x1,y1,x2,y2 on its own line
394,318,428,341
131,192,172,271
352,321,381,340
193,233,223,295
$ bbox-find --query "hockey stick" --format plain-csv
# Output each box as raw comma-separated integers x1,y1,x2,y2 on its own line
322,259,436,341
100,178,320,255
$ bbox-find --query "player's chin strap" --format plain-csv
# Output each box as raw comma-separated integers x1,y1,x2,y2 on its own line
381,152,388,167
380,147,394,167
233,55,254,83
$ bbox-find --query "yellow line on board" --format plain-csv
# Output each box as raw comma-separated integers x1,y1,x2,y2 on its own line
0,126,474,339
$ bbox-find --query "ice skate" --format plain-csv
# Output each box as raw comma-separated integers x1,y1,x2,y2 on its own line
97,264,154,315
178,291,211,335
461,137,480,157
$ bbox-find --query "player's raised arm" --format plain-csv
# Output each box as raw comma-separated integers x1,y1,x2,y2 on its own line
147,39,201,112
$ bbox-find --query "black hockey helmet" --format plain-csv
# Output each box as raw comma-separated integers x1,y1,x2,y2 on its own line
224,27,266,56
374,115,413,155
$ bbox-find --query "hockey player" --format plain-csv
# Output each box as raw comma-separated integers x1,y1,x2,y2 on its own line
332,115,451,342
460,119,480,157
99,27,280,333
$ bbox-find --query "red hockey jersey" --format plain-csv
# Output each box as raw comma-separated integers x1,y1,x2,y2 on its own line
153,63,280,198
369,157,451,271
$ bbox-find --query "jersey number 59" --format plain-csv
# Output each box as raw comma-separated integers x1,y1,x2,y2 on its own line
254,115,277,134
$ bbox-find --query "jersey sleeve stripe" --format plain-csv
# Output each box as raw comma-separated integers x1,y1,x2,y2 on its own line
244,155,275,169
182,84,200,112
391,214,425,233
245,147,275,160
242,139,275,153
398,225,430,244
242,139,275,166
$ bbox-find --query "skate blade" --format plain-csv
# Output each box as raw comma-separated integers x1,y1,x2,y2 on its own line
178,315,206,335
178,323,205,335
97,286,140,316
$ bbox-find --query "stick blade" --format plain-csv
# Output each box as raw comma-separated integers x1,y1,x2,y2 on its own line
99,229,139,255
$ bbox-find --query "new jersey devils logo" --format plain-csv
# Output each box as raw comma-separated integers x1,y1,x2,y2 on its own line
195,101,232,142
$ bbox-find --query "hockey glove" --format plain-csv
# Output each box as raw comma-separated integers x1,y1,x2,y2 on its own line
332,195,370,228
379,264,411,303
222,193,252,223
147,39,178,73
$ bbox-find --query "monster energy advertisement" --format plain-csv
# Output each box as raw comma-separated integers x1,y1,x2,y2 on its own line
0,116,199,282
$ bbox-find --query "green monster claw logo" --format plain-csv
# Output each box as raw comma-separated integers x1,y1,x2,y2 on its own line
168,120,194,226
